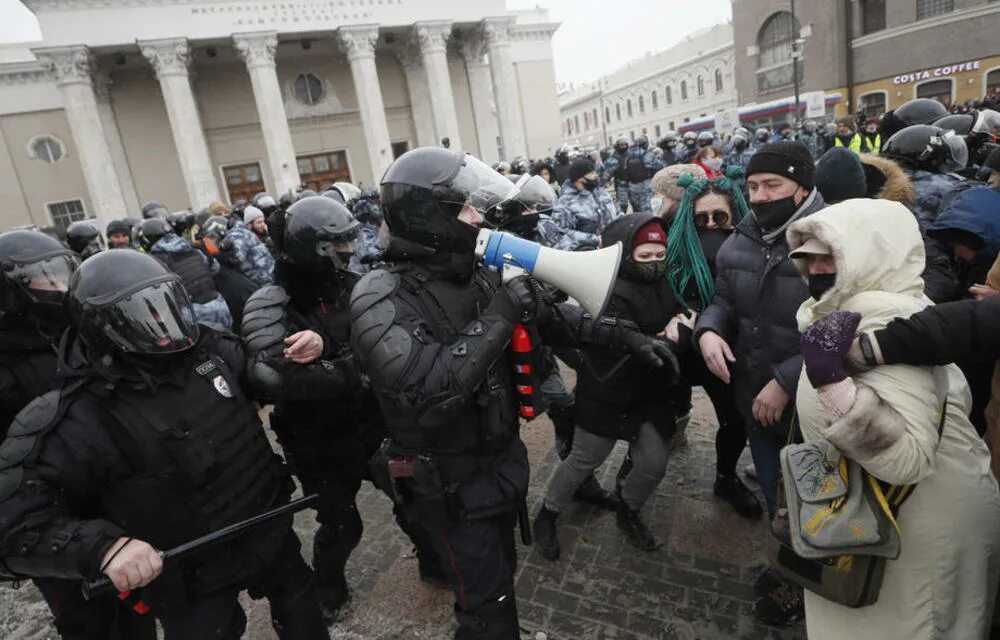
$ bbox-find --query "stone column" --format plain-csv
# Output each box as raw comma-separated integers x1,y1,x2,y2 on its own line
93,70,142,217
139,38,221,208
482,17,526,161
458,29,500,164
34,47,129,229
233,31,301,196
393,34,436,148
337,25,393,185
414,21,461,151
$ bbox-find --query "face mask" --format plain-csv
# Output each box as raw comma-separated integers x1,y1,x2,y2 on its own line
582,178,599,191
705,158,723,172
650,196,664,216
752,194,800,231
697,228,732,271
505,213,540,237
633,258,668,282
808,273,837,301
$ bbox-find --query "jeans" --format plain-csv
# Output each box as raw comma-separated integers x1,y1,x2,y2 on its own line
544,423,669,513
746,426,786,518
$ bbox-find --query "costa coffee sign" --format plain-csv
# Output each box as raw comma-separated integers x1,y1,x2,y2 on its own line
893,60,982,85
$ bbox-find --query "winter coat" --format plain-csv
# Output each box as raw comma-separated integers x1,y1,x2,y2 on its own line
857,155,915,207
928,186,1000,284
694,190,826,433
575,214,680,439
788,199,1000,640
550,182,621,251
226,221,275,287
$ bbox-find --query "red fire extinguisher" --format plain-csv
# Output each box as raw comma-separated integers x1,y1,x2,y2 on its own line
510,323,538,420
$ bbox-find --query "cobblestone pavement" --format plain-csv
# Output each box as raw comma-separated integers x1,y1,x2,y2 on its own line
0,385,807,640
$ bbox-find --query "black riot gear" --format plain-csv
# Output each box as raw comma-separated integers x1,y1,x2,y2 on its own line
252,193,279,218
934,113,975,136
380,147,516,257
614,136,629,153
65,221,104,259
137,217,173,251
635,135,649,150
488,174,556,235
880,98,949,140
141,200,169,219
881,124,969,173
0,230,77,331
166,210,194,236
283,196,361,273
697,131,715,147
69,250,199,355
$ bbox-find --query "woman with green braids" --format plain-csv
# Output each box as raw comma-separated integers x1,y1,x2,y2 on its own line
663,166,762,519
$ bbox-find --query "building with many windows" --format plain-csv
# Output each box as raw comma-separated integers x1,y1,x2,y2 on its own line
0,0,563,233
558,22,737,148
732,0,1000,125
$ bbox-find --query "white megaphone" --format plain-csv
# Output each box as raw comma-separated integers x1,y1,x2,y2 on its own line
474,229,622,316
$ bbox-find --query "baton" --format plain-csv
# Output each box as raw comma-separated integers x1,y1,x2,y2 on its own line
82,494,318,600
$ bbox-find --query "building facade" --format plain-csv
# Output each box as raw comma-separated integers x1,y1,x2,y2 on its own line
732,0,1000,124
558,23,737,149
0,0,562,233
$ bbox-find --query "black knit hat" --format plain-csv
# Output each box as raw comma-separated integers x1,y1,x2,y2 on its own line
815,148,866,204
106,219,131,237
569,157,596,183
746,141,816,191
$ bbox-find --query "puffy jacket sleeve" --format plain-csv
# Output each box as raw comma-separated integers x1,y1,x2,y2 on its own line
694,263,736,346
772,354,803,397
870,296,1000,366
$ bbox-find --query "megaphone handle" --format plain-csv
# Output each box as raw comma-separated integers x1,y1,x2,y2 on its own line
501,263,527,282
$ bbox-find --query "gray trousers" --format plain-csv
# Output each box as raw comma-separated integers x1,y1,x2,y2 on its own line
543,423,669,513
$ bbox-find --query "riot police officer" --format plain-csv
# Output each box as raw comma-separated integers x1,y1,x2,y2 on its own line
625,136,662,213
65,221,104,261
350,148,675,638
0,250,328,640
602,137,632,213
241,196,440,622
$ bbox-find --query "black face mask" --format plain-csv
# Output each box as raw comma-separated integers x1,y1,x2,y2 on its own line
504,213,540,238
808,273,837,300
752,194,800,231
697,228,732,273
582,178,599,191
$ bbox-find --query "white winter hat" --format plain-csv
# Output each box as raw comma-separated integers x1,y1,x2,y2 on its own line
244,205,264,225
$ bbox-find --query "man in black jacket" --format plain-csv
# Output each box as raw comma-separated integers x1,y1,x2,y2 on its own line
0,250,327,639
693,141,824,627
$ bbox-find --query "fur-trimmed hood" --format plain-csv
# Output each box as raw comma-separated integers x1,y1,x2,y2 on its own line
859,155,916,207
787,198,926,332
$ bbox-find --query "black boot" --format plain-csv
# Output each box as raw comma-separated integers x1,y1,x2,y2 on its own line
313,504,363,623
616,498,659,551
714,473,763,519
315,577,350,625
454,594,520,640
572,474,620,511
532,506,560,561
418,554,449,587
615,452,633,492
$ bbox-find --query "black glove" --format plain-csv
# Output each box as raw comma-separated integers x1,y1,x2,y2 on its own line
485,275,540,323
622,331,680,379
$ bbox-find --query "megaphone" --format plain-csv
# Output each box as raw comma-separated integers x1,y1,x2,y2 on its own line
475,229,622,316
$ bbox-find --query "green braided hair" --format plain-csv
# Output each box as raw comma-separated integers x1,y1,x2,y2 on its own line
666,165,749,311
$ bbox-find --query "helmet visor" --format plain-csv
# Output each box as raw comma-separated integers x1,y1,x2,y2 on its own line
8,252,78,307
514,175,556,214
974,109,1000,138
91,278,199,354
446,154,519,216
940,130,969,171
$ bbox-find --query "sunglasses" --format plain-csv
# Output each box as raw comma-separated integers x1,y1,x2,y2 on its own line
694,210,731,228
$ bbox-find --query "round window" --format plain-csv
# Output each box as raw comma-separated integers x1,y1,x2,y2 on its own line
294,73,325,106
28,136,64,164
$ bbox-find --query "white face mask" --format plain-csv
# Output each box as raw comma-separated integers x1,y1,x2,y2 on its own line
650,196,664,215
705,158,724,171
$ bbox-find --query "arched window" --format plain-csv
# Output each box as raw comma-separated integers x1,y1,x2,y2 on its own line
665,85,672,104
651,91,658,110
715,69,724,92
638,95,645,114
616,103,622,121
697,75,705,96
680,80,688,100
627,99,633,117
757,11,801,93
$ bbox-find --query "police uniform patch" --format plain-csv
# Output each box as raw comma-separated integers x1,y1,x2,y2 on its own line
195,360,217,377
212,375,233,398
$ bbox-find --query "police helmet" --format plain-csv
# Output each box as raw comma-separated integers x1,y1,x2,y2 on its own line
137,217,173,251
614,136,629,151
697,131,715,146
283,196,361,272
731,133,749,149
933,113,975,136
141,201,169,220
511,157,530,175
252,193,279,218
298,189,318,200
66,221,104,258
380,148,517,254
802,121,817,134
880,98,949,139
166,211,194,236
755,128,770,141
321,189,346,205
0,230,78,327
881,124,969,173
488,174,556,237
682,131,697,144
734,127,750,138
635,135,649,149
278,190,298,212
69,250,198,355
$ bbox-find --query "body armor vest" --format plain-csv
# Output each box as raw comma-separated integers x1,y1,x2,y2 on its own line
613,152,629,182
92,340,286,598
156,250,217,303
626,154,650,183
0,347,58,438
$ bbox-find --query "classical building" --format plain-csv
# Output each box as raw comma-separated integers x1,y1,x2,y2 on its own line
0,0,562,233
558,22,737,148
732,0,1000,125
